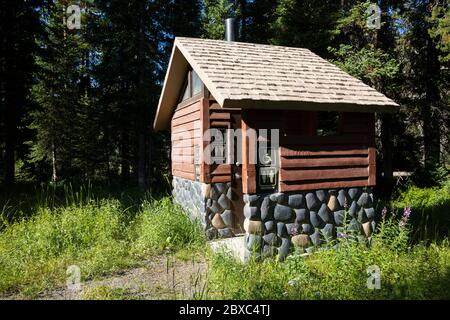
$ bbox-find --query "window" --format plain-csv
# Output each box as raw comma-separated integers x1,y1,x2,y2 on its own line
179,68,203,103
191,70,202,96
316,112,340,136
180,81,190,101
257,130,278,192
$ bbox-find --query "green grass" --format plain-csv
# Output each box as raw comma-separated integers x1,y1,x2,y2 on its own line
1,182,450,299
392,179,450,242
203,180,450,300
0,186,205,298
132,198,205,257
81,286,140,300
205,218,450,300
0,200,133,296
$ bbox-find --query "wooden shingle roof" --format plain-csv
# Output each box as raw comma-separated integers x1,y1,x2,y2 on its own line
154,37,398,130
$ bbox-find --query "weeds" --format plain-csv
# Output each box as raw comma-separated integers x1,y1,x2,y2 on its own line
0,187,206,298
0,200,133,296
206,212,450,300
132,198,205,256
1,182,449,299
392,179,450,242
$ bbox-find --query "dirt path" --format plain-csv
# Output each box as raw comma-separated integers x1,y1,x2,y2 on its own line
12,256,209,300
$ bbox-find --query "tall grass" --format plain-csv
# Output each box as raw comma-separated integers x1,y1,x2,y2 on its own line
0,200,133,296
1,181,449,299
0,181,164,229
206,216,450,300
0,186,205,298
132,198,205,256
392,179,450,242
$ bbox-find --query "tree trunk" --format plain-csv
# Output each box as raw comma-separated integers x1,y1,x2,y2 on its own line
147,132,153,187
423,37,441,173
2,5,15,185
237,0,247,40
136,2,146,191
137,132,145,191
376,0,395,194
3,82,15,184
380,114,394,194
4,122,15,185
52,140,57,183
121,130,130,181
4,74,17,185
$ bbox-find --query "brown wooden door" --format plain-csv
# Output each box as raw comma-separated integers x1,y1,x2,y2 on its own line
230,113,245,234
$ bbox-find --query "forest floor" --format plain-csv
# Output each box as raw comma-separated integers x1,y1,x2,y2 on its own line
3,255,208,300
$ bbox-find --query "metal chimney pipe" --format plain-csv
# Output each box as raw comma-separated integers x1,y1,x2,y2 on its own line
225,17,236,41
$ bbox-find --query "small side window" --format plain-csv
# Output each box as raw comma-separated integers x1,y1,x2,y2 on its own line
191,70,202,96
180,81,190,102
178,69,203,103
316,112,340,136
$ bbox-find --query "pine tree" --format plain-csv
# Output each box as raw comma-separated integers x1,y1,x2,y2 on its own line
246,0,278,43
29,0,94,182
427,1,449,166
328,0,402,193
270,0,341,55
0,0,44,184
93,0,202,188
397,0,446,182
202,0,235,40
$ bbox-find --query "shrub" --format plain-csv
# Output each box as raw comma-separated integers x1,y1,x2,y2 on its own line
392,181,450,242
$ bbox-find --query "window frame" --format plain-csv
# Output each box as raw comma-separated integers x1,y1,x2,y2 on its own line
178,68,203,104
315,111,342,137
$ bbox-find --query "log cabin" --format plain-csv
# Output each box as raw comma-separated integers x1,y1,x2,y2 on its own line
153,33,398,260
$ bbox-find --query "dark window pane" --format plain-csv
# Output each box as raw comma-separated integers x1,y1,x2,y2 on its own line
316,112,339,136
181,81,190,101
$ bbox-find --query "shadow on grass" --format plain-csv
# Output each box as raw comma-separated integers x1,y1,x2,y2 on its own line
0,180,171,227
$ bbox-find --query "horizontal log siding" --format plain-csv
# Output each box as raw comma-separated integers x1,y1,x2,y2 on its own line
171,99,202,181
245,110,375,192
279,112,375,191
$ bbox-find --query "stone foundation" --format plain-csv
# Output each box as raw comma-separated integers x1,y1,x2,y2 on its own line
174,177,376,260
172,176,234,240
242,188,375,261
172,176,206,226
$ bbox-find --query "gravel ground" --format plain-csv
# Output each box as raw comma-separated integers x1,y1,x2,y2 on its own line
2,255,209,300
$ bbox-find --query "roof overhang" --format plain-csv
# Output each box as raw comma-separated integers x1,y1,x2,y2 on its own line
153,38,398,131
153,44,189,131
154,38,230,131
223,99,398,113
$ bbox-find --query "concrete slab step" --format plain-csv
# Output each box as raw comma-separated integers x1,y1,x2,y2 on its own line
209,234,246,262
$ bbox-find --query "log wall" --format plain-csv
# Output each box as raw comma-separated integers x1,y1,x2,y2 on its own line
170,97,202,180
203,98,240,184
243,110,376,193
171,92,376,192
